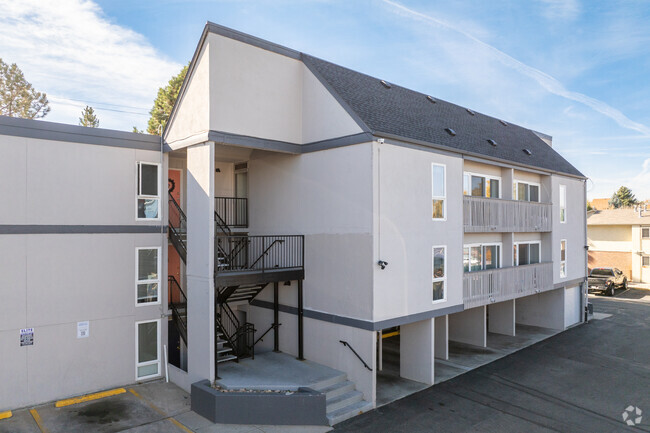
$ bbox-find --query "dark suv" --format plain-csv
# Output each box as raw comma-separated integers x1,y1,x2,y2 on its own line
588,267,628,296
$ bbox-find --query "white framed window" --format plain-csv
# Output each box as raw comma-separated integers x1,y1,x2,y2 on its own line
135,319,161,380
642,227,650,239
513,181,541,202
463,243,502,272
560,239,567,278
513,241,541,266
432,164,446,220
463,172,501,198
432,246,446,302
136,162,161,220
560,185,566,223
136,247,161,305
643,256,650,267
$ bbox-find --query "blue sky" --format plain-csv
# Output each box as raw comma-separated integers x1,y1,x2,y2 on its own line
1,0,648,200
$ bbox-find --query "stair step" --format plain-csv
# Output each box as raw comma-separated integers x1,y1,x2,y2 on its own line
217,347,232,354
326,391,363,413
311,373,348,392
326,400,373,426
320,381,355,401
217,354,237,363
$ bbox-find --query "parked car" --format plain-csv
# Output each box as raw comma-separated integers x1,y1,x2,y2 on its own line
588,267,628,296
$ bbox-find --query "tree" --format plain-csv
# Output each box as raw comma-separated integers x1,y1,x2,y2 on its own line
79,105,99,128
0,58,50,119
132,126,144,134
147,64,188,135
608,186,639,208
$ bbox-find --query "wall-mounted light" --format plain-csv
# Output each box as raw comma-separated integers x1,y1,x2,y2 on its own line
377,260,388,270
215,168,221,173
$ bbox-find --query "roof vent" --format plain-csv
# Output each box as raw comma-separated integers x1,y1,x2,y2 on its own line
487,139,497,147
500,120,508,126
427,95,436,103
466,108,475,116
445,128,456,137
523,149,532,155
380,80,391,89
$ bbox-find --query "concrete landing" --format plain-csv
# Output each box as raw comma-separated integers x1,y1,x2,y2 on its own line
215,352,345,391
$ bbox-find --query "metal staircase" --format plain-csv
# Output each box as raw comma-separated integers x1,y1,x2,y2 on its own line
168,275,187,345
168,192,187,263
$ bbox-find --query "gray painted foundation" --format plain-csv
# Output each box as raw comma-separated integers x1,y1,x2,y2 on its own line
191,380,328,425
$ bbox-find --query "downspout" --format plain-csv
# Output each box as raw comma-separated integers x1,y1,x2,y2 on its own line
159,125,168,376
583,178,589,323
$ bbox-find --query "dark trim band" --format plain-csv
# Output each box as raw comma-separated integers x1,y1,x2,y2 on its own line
0,116,160,151
250,299,464,331
0,225,167,234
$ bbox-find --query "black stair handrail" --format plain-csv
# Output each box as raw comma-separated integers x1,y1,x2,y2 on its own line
215,235,304,274
168,275,187,345
214,210,232,237
253,323,280,347
249,239,285,269
168,192,187,262
340,340,372,371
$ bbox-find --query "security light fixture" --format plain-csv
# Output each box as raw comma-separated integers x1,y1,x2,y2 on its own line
377,260,388,270
215,168,221,173
445,128,456,136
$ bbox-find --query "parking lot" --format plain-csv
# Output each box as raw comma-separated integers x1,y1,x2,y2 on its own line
336,287,650,432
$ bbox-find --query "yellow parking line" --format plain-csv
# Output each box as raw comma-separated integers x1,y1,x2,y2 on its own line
382,331,400,339
0,410,12,420
55,388,126,408
29,409,49,433
129,388,193,433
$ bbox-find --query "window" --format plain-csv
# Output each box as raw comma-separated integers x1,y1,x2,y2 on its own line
432,246,446,301
137,162,160,220
560,239,566,278
514,181,540,202
560,185,566,223
464,243,501,272
463,172,500,198
642,228,650,239
513,242,541,266
643,256,650,267
136,247,160,305
432,164,446,220
136,320,160,379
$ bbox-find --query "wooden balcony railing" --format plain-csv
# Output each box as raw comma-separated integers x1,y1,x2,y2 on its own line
462,262,553,309
463,196,552,233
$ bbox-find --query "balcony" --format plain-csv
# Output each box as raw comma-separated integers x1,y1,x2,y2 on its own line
463,196,552,233
215,197,248,228
462,262,553,309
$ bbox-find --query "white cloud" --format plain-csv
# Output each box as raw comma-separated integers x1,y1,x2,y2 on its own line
538,0,581,21
382,0,650,137
0,0,181,131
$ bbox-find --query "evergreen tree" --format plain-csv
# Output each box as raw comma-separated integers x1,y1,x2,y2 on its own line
608,186,639,208
0,58,50,119
147,64,188,135
79,105,99,128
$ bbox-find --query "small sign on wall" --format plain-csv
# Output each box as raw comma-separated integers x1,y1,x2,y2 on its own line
77,321,90,339
20,328,34,346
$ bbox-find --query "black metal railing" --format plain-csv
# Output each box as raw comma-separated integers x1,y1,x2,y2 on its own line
215,235,304,274
168,275,187,345
215,197,248,228
340,340,372,371
217,301,255,358
168,192,187,262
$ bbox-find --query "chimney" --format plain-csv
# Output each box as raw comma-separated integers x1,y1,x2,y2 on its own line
532,130,553,147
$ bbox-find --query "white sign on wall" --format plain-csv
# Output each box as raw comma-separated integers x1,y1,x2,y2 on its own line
77,321,90,339
20,328,34,346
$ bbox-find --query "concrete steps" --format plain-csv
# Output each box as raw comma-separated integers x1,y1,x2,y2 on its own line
313,374,373,426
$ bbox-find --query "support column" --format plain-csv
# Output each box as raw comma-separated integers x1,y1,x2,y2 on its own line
400,318,435,385
488,300,515,336
297,280,304,360
273,282,279,352
186,142,216,384
448,306,486,347
434,315,448,360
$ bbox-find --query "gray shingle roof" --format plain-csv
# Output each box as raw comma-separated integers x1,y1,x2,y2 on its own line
303,54,584,177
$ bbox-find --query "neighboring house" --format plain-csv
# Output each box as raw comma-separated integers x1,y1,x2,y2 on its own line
590,198,611,210
587,207,650,283
0,22,588,425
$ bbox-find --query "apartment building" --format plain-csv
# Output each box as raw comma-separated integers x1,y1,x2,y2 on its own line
588,207,650,282
0,22,587,426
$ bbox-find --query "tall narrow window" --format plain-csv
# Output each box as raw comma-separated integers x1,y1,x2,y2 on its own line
136,247,160,305
136,320,160,379
432,164,446,220
643,256,650,267
560,239,566,278
642,227,649,239
559,185,567,223
137,162,160,220
432,246,446,301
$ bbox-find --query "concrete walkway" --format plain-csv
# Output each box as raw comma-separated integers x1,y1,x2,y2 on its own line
0,380,331,433
336,288,650,432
